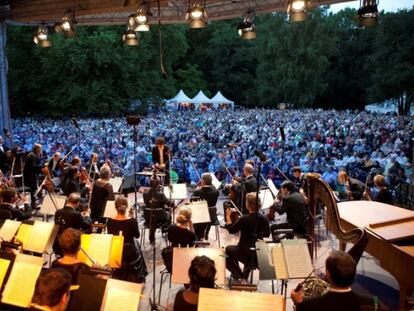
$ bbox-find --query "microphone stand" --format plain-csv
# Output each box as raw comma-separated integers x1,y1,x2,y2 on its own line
132,123,139,218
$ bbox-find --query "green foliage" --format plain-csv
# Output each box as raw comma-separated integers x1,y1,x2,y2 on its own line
6,8,414,116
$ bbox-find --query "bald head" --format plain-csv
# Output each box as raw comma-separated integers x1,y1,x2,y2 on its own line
243,164,254,176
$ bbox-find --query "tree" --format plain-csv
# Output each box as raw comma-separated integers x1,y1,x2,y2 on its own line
174,63,208,97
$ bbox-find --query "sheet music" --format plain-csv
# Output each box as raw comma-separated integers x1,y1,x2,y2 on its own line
109,235,124,268
40,194,66,215
172,247,226,285
282,239,313,279
164,183,187,200
103,200,117,219
0,219,21,242
100,279,142,311
1,254,43,308
15,223,33,248
88,234,113,266
25,221,55,253
198,288,284,311
0,258,11,289
209,173,221,190
259,189,274,209
271,244,288,279
267,179,278,198
185,201,210,224
109,177,123,193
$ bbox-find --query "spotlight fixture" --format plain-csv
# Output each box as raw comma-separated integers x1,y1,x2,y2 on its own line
33,24,52,47
185,0,207,29
358,0,379,27
288,0,309,22
128,2,151,31
122,28,139,46
237,11,256,40
54,11,76,38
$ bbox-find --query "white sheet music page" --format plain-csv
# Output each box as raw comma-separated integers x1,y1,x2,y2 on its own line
209,173,221,190
271,243,289,279
198,288,283,311
89,234,113,266
259,189,274,209
282,239,313,279
0,219,21,242
186,201,210,224
25,221,55,253
100,279,142,311
267,178,279,198
164,183,187,200
109,177,123,193
103,200,117,219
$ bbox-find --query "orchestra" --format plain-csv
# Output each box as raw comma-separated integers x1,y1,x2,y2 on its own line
0,133,410,311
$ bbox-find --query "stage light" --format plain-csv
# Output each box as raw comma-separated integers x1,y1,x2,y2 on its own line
288,0,309,22
128,2,151,32
33,24,52,47
237,11,256,40
358,0,379,27
122,29,139,46
54,11,76,38
186,0,207,28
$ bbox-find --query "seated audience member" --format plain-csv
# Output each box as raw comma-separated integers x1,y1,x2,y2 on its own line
191,173,219,240
0,187,31,220
51,228,90,284
168,207,197,247
107,196,147,283
29,268,72,311
143,177,172,244
363,174,393,204
225,192,270,280
173,255,216,311
337,171,365,201
270,181,308,238
291,251,373,311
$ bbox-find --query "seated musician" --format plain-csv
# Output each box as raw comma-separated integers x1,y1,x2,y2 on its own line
61,166,83,197
363,174,393,204
231,164,257,214
0,187,31,221
173,255,216,311
143,177,172,244
168,207,196,248
48,152,63,177
270,181,307,240
291,251,373,311
336,171,364,201
85,152,100,179
225,192,270,280
30,269,72,311
107,196,147,283
191,173,219,240
51,228,90,284
89,166,115,221
54,192,91,255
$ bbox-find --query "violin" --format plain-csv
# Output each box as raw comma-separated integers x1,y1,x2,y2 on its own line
78,167,92,184
41,166,54,192
58,147,76,170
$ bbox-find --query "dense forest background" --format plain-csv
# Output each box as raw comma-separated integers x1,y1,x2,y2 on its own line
6,7,414,117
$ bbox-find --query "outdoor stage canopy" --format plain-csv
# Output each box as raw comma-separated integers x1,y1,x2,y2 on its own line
165,90,234,109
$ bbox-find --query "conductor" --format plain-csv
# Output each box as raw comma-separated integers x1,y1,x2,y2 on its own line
152,137,170,185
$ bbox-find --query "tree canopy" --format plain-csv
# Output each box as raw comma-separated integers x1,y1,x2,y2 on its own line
6,7,414,116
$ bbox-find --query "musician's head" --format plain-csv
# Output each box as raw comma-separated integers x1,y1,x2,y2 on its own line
32,268,72,311
201,173,212,186
99,166,111,180
245,159,255,167
325,251,356,288
292,166,302,178
53,152,61,160
33,143,42,155
68,166,78,177
188,255,216,293
246,192,261,213
58,228,82,256
155,137,165,147
67,192,81,208
71,157,81,167
373,175,387,188
280,181,296,195
337,171,349,184
115,196,129,215
90,153,98,162
150,177,160,190
1,187,17,203
243,164,254,177
176,207,192,225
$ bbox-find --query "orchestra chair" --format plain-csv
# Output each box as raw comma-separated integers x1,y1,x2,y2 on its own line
159,244,173,304
140,208,168,246
208,206,221,247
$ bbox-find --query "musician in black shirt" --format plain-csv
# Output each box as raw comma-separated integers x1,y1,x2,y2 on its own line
231,164,258,214
225,192,270,280
168,207,196,247
152,137,170,185
23,143,43,207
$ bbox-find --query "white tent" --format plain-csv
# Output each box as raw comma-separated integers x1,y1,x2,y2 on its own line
166,89,192,109
191,90,211,109
210,91,234,109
